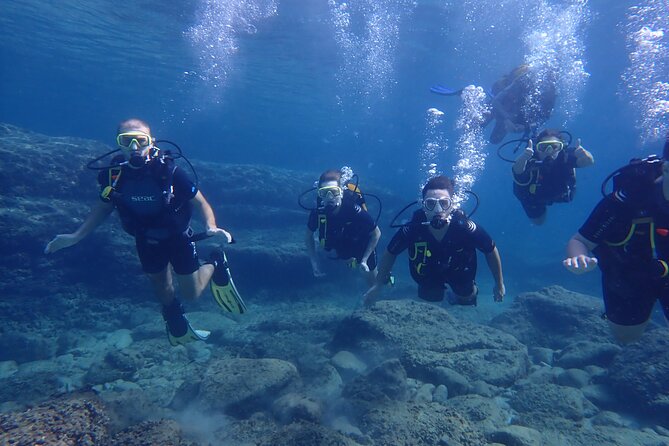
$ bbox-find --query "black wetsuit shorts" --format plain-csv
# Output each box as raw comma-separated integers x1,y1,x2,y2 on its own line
135,235,200,275
601,268,669,326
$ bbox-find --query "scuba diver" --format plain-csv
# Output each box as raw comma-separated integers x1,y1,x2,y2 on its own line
303,168,381,287
431,64,556,144
45,118,245,347
512,128,594,225
563,134,669,344
364,175,505,307
486,64,557,144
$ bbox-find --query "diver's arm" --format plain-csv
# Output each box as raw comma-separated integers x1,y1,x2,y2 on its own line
574,138,594,168
191,191,232,242
512,140,534,175
563,233,598,274
484,246,505,302
363,250,397,305
360,227,381,268
44,201,114,254
305,229,325,277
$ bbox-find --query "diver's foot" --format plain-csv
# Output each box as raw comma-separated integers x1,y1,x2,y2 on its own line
162,299,210,346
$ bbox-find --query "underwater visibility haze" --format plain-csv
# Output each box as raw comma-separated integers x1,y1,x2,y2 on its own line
1,0,669,444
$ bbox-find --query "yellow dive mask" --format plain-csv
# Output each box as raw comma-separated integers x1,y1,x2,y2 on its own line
116,131,153,148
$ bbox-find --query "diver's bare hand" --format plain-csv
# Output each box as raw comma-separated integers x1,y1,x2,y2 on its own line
574,138,587,157
563,255,598,274
493,283,505,302
44,234,78,254
363,284,380,307
207,227,233,244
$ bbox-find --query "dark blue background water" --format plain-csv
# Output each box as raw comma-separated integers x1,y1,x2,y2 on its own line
1,0,664,297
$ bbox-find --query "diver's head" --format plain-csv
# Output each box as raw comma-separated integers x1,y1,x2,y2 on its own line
534,129,564,161
422,176,455,229
116,118,154,169
317,169,344,211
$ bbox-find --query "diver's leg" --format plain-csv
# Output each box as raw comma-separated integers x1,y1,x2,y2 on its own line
530,211,547,226
520,199,546,225
146,267,176,306
170,238,214,300
608,320,650,344
136,237,175,305
601,271,655,344
449,281,478,306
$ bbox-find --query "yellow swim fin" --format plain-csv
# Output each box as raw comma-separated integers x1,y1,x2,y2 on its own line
209,249,247,314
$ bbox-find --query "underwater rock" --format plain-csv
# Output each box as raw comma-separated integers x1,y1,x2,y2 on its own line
524,364,562,385
487,425,543,446
199,357,300,416
272,392,322,424
359,402,486,446
332,300,528,387
605,329,669,427
581,383,618,409
556,368,591,389
433,384,449,404
84,349,144,386
342,358,409,406
0,394,110,445
433,366,471,397
590,410,635,428
413,383,436,402
331,350,367,380
510,382,598,423
110,419,198,446
304,363,343,401
490,286,610,349
443,394,514,437
0,330,58,363
256,421,365,446
0,369,65,404
528,346,555,365
328,416,366,442
555,340,621,368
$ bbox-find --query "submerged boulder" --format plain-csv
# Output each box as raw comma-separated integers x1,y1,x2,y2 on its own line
0,395,110,445
198,357,300,416
490,286,610,349
332,299,529,388
605,329,669,427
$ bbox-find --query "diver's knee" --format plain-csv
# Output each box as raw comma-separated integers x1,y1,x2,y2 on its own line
608,320,647,344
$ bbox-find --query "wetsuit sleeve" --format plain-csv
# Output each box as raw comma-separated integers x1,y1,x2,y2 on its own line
565,149,579,168
307,210,318,231
172,167,198,200
354,207,376,233
467,219,496,254
578,197,624,244
386,225,413,255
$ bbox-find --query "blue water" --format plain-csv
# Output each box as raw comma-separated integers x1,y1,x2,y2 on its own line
2,1,668,298
3,0,669,441
3,0,667,297
1,0,667,294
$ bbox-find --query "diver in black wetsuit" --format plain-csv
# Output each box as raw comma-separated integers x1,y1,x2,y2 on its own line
45,118,233,346
512,128,594,225
563,136,669,343
305,169,381,287
486,64,557,144
365,176,505,306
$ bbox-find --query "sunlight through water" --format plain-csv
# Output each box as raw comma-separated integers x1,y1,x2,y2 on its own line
622,0,669,142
